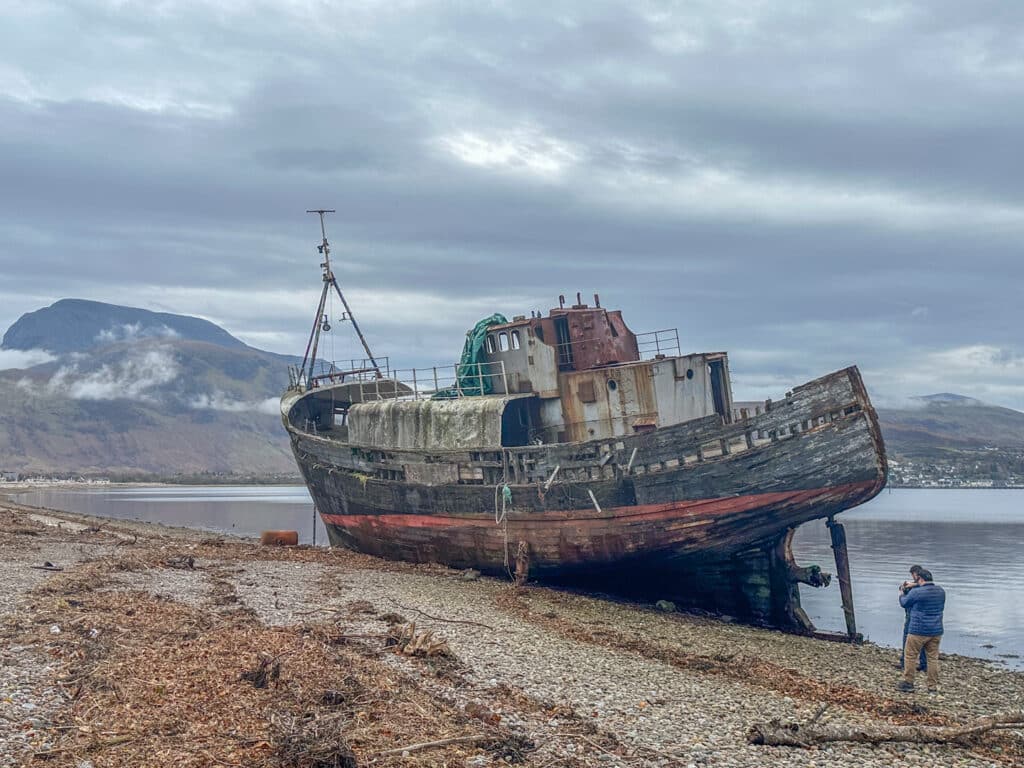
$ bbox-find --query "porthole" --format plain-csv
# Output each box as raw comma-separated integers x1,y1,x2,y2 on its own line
686,368,694,380
607,379,618,391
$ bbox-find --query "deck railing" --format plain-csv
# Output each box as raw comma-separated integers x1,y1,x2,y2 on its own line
288,357,392,390
292,359,509,402
636,328,681,359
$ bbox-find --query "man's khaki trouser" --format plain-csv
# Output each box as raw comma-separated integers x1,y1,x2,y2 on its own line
903,634,940,688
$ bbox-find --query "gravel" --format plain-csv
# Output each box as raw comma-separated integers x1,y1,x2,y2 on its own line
0,524,119,767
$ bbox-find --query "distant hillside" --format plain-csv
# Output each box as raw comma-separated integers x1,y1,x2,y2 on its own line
2,299,250,355
878,394,1024,487
0,299,300,477
878,395,1024,455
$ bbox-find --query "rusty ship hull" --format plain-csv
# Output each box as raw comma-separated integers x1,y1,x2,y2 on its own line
284,366,886,627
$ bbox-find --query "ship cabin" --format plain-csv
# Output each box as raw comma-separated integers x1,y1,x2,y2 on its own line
286,294,735,454
475,294,734,445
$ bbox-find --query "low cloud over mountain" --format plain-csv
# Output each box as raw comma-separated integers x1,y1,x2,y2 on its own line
0,300,298,477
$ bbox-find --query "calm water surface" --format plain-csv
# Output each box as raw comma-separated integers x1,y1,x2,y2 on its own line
15,485,326,544
14,485,1023,667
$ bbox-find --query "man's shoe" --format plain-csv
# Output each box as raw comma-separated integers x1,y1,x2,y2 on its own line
927,687,940,695
896,681,914,693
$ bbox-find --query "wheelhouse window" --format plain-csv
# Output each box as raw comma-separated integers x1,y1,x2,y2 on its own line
498,332,510,352
486,334,496,354
511,330,521,350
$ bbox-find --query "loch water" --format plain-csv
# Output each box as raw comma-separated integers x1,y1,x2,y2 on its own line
12,485,1023,668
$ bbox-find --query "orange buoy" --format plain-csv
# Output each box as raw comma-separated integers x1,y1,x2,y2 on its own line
260,530,299,546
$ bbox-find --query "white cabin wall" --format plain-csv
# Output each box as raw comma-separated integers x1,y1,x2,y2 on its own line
481,325,560,397
649,355,718,427
529,353,729,443
526,327,560,395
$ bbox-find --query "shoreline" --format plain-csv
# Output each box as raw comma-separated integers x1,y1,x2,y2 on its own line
2,497,1023,767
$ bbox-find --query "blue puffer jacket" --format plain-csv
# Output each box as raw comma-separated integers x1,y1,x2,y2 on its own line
899,583,946,636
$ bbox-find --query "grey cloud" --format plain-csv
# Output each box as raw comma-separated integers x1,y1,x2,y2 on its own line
0,348,56,371
40,347,180,402
2,1,1024,409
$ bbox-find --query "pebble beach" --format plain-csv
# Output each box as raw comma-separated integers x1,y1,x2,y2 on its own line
2,496,1022,768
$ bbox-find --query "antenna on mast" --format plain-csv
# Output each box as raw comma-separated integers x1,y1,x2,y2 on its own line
309,208,336,282
300,209,383,387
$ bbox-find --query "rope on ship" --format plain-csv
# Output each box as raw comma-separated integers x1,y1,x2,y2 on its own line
493,480,513,577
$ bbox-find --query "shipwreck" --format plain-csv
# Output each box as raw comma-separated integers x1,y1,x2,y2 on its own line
282,212,887,637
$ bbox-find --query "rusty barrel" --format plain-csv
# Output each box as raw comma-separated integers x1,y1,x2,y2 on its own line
260,530,298,546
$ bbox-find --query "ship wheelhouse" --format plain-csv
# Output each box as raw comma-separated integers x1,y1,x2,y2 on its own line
475,294,735,446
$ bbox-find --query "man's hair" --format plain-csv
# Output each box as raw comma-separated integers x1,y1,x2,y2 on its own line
918,569,934,582
909,564,923,575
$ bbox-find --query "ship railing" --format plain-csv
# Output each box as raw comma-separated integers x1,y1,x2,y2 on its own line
549,327,681,367
636,328,681,359
338,360,510,402
291,357,393,390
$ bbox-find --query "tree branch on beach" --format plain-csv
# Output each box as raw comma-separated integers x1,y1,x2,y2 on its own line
748,709,1024,747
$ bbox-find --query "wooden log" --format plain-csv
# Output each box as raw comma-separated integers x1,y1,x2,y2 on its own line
748,710,1024,747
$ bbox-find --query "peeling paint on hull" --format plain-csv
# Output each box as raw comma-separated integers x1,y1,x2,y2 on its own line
317,480,878,573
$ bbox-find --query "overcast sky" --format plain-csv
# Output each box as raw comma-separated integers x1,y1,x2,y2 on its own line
1,1,1022,408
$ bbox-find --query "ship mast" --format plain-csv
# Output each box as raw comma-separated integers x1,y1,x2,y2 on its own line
300,209,383,386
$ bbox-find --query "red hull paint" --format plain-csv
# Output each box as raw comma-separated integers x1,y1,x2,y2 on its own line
319,479,879,572
322,481,872,530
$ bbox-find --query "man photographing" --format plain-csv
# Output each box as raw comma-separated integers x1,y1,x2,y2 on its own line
897,568,946,693
899,564,927,673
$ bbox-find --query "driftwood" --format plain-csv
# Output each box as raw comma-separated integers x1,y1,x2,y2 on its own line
30,561,63,572
748,709,1024,747
386,622,452,657
388,600,494,630
240,652,283,689
375,733,487,756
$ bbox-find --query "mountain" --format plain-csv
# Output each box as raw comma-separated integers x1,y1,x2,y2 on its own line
0,299,300,478
877,393,1024,486
2,299,251,355
877,394,1024,454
